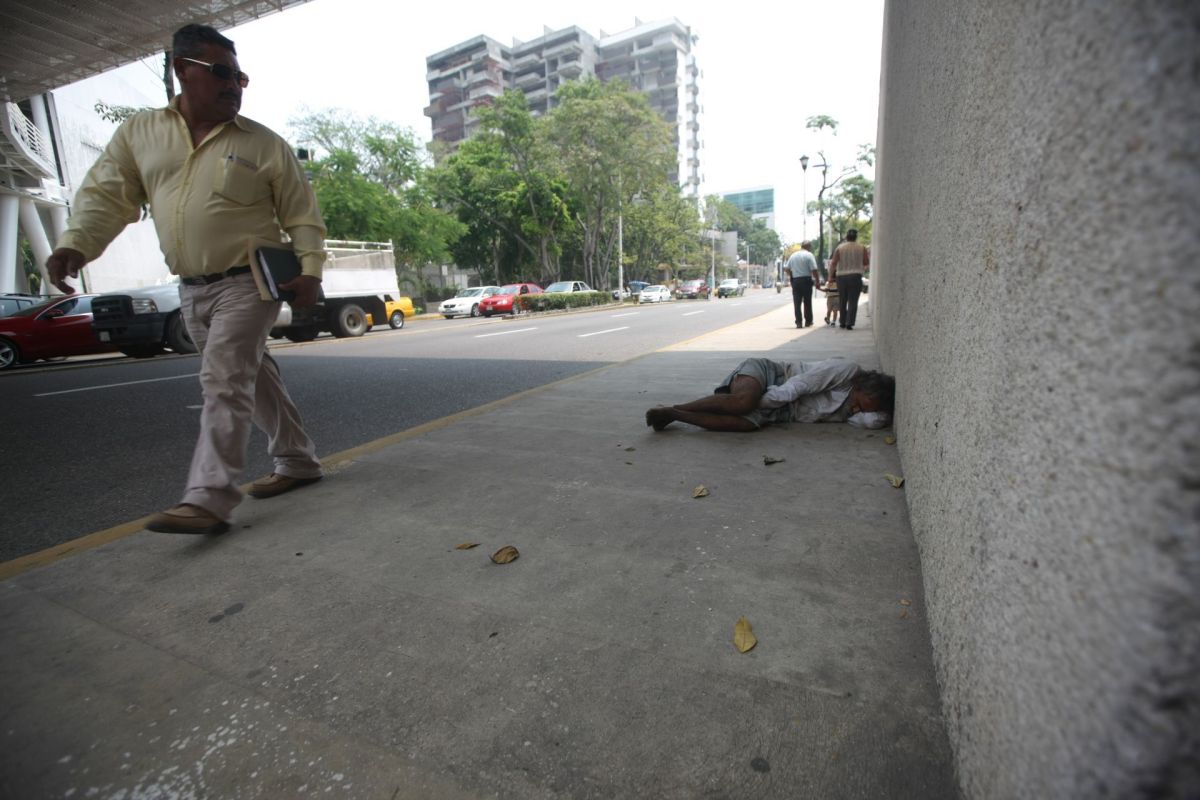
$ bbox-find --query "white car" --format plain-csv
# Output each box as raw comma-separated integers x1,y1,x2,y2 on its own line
439,286,500,318
544,280,593,293
639,285,672,303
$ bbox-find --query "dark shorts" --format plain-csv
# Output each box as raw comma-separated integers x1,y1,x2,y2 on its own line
714,358,790,428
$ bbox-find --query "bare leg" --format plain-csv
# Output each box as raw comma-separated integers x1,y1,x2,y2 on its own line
646,375,763,432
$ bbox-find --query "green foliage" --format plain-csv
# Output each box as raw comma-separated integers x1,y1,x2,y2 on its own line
290,110,464,267
522,291,611,313
94,101,144,124
805,115,839,134
430,83,698,290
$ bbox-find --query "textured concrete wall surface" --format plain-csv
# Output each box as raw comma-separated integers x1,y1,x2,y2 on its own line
873,1,1199,797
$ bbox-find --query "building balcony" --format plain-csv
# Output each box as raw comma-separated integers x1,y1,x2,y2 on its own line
0,102,55,179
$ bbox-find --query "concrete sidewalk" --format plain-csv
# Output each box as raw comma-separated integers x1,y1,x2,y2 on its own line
0,298,957,799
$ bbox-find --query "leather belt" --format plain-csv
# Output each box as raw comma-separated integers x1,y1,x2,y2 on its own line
180,265,252,286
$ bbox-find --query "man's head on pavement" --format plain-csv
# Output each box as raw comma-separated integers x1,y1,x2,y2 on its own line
850,370,896,416
172,24,244,123
846,229,859,242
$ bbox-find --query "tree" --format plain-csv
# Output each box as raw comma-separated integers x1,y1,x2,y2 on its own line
290,110,464,268
543,79,675,289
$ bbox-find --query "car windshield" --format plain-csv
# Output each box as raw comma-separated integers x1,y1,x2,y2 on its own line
12,297,80,317
497,285,520,295
544,282,572,292
456,288,483,298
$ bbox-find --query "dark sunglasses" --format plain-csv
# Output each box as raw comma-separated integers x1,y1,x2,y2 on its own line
179,57,249,88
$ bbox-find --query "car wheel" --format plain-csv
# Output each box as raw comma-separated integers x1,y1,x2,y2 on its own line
166,312,197,353
470,304,480,317
331,303,367,338
443,314,454,319
0,336,20,370
482,310,492,317
389,310,405,329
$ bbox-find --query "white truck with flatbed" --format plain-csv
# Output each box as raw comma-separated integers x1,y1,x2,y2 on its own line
90,241,407,355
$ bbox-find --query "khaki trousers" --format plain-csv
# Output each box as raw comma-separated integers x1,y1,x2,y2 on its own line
179,274,321,520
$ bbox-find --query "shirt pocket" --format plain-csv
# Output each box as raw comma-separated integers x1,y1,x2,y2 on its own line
213,154,267,205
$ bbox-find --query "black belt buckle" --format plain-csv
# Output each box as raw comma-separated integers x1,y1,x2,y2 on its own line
182,265,251,286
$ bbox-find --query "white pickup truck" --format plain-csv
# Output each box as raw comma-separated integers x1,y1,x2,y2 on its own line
91,241,407,356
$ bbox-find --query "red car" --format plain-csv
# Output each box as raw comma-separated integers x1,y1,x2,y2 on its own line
478,283,543,317
0,294,117,370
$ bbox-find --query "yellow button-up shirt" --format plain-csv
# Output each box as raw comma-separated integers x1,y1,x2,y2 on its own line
59,97,326,279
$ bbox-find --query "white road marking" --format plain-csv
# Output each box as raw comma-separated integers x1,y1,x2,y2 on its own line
475,327,538,338
34,372,200,397
682,310,706,317
610,312,638,318
577,326,630,338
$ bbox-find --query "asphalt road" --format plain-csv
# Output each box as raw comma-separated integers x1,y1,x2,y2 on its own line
1,291,788,561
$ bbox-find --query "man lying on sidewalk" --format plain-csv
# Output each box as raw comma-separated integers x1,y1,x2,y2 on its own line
645,357,895,432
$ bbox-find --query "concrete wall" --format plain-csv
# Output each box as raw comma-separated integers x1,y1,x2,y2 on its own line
873,1,1199,797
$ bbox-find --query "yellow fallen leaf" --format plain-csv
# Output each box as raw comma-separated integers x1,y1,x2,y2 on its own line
692,485,710,498
884,436,896,445
885,473,905,488
899,599,911,606
733,616,757,653
455,542,481,550
763,455,786,466
491,545,520,564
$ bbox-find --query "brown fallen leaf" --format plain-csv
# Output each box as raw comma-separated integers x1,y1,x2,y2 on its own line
763,455,786,466
624,447,636,452
900,609,909,619
491,545,520,564
899,599,912,606
625,461,634,465
884,436,896,445
692,485,710,498
885,473,905,488
733,616,757,653
455,542,481,550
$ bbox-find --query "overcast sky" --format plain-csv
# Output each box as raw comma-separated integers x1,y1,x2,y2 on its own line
99,0,885,247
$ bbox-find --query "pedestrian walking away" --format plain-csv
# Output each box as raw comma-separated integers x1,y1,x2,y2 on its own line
46,23,327,535
828,229,869,330
784,242,820,328
645,357,894,432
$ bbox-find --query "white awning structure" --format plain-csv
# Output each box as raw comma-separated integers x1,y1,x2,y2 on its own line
0,0,313,103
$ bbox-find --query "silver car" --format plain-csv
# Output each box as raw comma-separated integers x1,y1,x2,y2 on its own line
439,286,500,318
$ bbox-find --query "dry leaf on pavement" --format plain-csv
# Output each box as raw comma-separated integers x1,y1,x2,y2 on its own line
733,616,757,653
455,542,481,550
692,485,710,498
491,546,520,564
763,455,786,465
885,473,905,488
899,599,912,606
884,436,896,445
625,447,636,452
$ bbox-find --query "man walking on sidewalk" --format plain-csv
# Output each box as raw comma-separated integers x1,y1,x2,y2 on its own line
784,242,820,328
46,23,326,535
828,229,869,330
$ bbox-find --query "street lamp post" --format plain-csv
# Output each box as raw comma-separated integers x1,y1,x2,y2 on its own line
799,155,809,242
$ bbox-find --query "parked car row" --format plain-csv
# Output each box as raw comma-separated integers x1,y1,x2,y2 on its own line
440,280,601,318
1,286,415,371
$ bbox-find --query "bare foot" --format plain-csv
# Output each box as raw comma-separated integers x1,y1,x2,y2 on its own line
645,406,674,431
